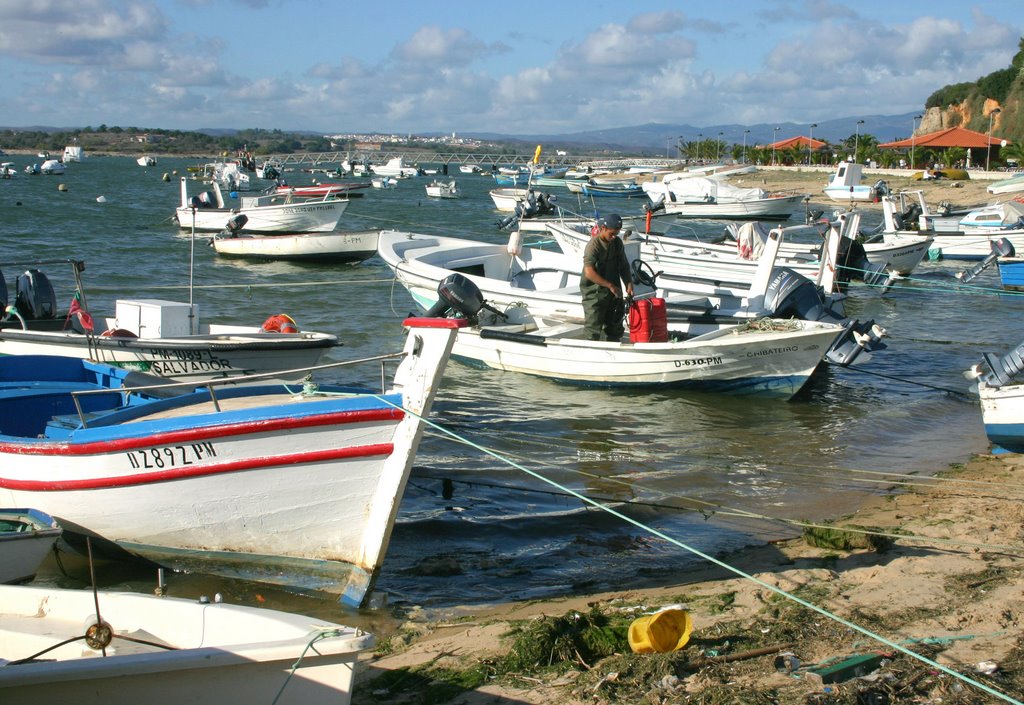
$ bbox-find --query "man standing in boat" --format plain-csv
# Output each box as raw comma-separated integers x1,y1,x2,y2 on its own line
581,213,633,341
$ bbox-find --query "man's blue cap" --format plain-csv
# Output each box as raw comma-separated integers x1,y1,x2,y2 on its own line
597,213,623,229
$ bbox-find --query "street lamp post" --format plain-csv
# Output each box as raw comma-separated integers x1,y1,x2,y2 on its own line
697,133,703,162
910,114,922,169
808,124,817,165
743,129,750,163
986,108,1002,172
666,137,671,158
772,126,780,165
717,131,724,161
854,119,864,163
677,135,683,159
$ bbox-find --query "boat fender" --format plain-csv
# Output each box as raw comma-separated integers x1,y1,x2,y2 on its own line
645,209,652,234
506,230,523,256
261,314,299,334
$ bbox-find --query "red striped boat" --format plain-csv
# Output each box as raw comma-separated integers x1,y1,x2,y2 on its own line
0,318,464,607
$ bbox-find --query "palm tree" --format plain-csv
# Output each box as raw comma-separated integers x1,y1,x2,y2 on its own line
1001,141,1024,168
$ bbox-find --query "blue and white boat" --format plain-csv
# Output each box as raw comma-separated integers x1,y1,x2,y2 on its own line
968,338,1024,454
0,318,462,607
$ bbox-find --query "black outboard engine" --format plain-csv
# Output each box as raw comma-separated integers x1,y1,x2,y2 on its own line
762,268,838,323
221,213,248,237
424,273,506,322
14,269,57,319
835,238,893,291
761,267,886,366
0,269,7,311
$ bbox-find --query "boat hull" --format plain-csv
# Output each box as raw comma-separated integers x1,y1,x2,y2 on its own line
212,230,379,263
0,329,338,382
979,383,1024,453
0,509,61,584
452,320,842,398
0,585,373,705
175,201,347,234
0,321,460,605
662,193,805,219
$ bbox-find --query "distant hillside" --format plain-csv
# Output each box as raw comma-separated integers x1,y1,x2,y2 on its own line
923,37,1023,142
488,115,924,154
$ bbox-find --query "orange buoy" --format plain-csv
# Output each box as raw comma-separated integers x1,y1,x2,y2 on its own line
261,314,299,334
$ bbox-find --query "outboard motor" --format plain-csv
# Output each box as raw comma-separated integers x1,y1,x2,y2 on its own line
0,269,7,312
956,238,1015,284
220,213,248,238
970,336,1024,389
424,273,506,322
762,268,838,323
14,269,57,320
872,179,890,200
835,238,893,291
761,267,886,366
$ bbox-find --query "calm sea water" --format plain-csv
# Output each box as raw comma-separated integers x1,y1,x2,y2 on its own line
3,155,1016,631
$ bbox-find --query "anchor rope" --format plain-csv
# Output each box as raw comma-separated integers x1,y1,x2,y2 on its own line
378,396,1022,704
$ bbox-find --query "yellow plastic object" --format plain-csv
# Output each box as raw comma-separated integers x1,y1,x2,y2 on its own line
627,609,693,653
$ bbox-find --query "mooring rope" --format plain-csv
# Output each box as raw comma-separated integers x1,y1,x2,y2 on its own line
381,395,1022,704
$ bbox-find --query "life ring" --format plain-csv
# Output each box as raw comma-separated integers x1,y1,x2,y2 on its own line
261,314,299,334
101,328,138,338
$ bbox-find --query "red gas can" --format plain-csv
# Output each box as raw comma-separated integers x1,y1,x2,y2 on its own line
629,297,668,343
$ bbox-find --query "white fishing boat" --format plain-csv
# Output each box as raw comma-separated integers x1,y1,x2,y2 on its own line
425,179,460,198
544,215,916,287
966,337,1024,454
644,177,805,220
421,276,847,399
39,159,66,175
62,145,84,162
212,228,380,263
0,508,61,584
174,177,349,234
0,162,16,179
371,157,419,178
822,162,888,203
459,164,482,174
0,259,339,382
987,173,1024,196
0,584,373,704
0,317,462,606
136,156,156,167
377,229,885,363
879,191,1024,260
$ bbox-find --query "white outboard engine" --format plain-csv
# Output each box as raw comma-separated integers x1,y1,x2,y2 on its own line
14,269,57,319
424,273,507,322
956,238,1015,284
978,343,1024,388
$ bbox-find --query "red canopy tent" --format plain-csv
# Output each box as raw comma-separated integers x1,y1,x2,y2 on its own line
878,126,1011,168
767,136,828,150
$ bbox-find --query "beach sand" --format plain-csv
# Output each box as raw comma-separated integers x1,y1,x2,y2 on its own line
352,170,1023,704
354,454,1024,704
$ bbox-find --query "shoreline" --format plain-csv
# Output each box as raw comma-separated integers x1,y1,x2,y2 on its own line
353,453,1024,704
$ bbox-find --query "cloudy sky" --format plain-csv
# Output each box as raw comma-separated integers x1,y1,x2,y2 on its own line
0,0,1020,135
